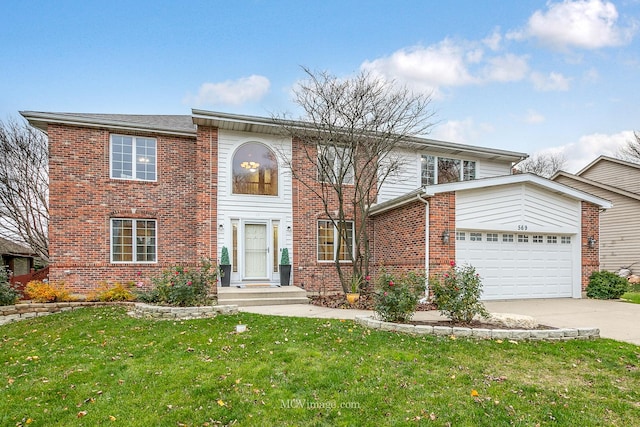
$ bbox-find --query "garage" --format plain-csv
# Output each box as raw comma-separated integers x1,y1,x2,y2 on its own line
456,231,574,300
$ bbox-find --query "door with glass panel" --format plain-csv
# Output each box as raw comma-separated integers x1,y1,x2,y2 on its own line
244,223,268,279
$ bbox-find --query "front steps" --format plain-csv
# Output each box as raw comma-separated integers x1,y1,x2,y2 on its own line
217,285,309,307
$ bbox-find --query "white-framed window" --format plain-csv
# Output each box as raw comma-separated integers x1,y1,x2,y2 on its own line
486,233,498,242
502,234,514,242
318,145,354,184
533,235,544,243
111,219,157,263
421,155,476,185
518,234,529,243
561,236,572,244
110,135,157,181
456,231,466,241
547,236,558,244
232,142,278,196
470,232,482,242
317,220,354,262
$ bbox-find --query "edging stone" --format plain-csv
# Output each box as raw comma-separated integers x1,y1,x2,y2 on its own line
0,301,136,326
353,316,600,341
128,302,238,320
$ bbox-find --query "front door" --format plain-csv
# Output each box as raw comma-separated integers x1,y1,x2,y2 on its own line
244,223,268,279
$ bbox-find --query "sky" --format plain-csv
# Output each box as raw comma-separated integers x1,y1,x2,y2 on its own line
1,0,639,172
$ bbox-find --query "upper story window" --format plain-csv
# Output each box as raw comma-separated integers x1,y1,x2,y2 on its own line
110,135,157,181
318,145,354,184
421,155,476,186
232,142,278,196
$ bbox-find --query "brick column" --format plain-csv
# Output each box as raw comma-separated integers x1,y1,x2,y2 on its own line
581,201,600,291
428,192,456,277
195,127,218,262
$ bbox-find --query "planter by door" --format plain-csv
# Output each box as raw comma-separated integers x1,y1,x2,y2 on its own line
279,265,291,286
220,265,232,287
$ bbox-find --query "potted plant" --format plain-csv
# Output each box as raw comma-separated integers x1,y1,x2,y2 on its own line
279,248,291,286
219,247,231,287
346,274,361,305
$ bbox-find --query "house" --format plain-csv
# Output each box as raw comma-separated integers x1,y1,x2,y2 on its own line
20,109,611,300
553,156,640,273
0,237,36,277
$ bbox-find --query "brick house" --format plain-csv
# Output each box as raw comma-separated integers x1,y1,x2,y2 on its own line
21,110,611,299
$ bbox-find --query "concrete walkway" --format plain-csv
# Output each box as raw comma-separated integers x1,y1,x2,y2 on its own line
239,298,640,346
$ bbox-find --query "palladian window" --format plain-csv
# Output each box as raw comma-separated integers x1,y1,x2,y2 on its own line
232,142,278,196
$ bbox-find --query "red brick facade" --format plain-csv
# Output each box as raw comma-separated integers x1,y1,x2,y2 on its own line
427,192,456,277
581,201,600,291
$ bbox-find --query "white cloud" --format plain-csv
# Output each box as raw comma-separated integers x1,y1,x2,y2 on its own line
430,118,494,144
481,54,530,82
524,110,545,124
536,130,635,172
514,0,636,50
185,75,270,106
530,71,572,91
482,28,503,51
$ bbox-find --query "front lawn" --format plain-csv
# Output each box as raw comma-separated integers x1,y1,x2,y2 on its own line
1,307,639,426
621,292,640,304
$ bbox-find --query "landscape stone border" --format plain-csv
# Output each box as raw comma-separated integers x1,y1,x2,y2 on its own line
0,301,239,325
354,316,600,341
128,302,238,320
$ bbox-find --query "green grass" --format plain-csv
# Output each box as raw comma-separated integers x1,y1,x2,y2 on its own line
621,292,640,304
1,307,639,426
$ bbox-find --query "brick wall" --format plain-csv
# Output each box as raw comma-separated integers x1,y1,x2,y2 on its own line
428,192,456,277
47,124,204,293
581,201,600,290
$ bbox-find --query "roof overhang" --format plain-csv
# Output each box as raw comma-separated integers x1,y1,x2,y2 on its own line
20,111,197,137
370,173,613,216
552,171,640,202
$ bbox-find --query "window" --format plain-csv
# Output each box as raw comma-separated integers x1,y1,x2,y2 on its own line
318,145,354,184
533,235,544,243
486,233,498,242
317,220,354,262
456,231,466,241
561,236,572,244
232,222,238,273
547,236,558,244
502,234,514,242
232,142,278,195
273,222,279,273
518,234,529,243
470,232,482,242
110,135,157,181
111,219,156,263
421,155,476,185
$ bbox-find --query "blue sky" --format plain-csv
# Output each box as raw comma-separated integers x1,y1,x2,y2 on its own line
1,0,639,171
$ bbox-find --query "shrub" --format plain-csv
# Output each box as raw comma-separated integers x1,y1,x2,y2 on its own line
586,271,629,299
138,259,218,306
280,248,290,265
220,247,230,265
374,269,425,323
24,280,74,303
429,262,489,324
87,282,136,302
0,266,21,305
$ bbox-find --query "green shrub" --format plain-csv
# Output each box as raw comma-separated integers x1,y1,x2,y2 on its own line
220,247,230,265
586,271,629,299
280,248,290,265
373,269,425,323
0,266,20,305
138,259,218,306
429,262,489,324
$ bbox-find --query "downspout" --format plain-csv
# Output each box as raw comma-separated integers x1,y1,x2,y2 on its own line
416,191,430,302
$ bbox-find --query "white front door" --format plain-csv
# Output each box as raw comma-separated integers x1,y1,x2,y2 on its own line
244,223,268,279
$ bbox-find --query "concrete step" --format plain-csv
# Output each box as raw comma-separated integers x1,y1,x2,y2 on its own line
217,285,309,307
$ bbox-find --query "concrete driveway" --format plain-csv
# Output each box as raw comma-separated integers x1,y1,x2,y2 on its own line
240,298,640,345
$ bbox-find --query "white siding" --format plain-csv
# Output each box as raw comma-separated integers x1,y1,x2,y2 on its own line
217,130,293,280
477,159,512,178
456,183,581,234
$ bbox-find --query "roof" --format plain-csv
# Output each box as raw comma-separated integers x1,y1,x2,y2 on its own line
369,173,612,216
576,155,640,176
0,237,35,257
20,111,196,137
21,109,528,164
552,171,640,203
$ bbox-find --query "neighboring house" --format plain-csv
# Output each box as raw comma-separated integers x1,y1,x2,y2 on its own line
21,110,611,300
553,156,640,273
0,237,36,277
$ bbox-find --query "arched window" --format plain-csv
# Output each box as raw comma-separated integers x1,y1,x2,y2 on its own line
232,142,278,196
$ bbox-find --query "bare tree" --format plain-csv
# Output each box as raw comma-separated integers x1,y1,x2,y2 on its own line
0,118,49,261
617,131,640,164
275,68,435,293
514,152,567,178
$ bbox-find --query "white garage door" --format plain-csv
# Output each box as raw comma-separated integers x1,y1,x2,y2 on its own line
455,231,574,300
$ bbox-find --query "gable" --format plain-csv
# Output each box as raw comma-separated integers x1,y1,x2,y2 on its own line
578,158,640,195
456,183,581,234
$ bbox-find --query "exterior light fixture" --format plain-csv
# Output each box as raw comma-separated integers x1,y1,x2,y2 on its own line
587,236,596,248
219,223,224,229
442,230,450,244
